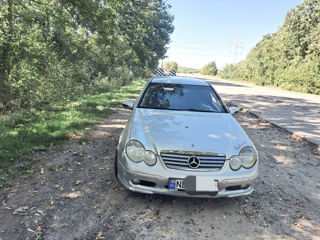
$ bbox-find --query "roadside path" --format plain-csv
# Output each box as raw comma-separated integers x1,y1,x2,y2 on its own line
186,74,320,147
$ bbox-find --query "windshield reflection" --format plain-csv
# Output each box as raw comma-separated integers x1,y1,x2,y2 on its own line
139,83,225,113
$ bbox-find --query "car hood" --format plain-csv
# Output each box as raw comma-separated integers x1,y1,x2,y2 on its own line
129,108,252,158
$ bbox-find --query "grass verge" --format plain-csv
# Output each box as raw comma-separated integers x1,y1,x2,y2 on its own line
0,79,147,188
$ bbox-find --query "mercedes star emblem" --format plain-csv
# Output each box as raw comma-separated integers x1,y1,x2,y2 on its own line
188,156,200,168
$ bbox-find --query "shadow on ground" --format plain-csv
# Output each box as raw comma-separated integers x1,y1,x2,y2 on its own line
0,108,319,240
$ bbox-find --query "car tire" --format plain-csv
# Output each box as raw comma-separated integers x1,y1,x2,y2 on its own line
113,151,128,191
114,151,119,181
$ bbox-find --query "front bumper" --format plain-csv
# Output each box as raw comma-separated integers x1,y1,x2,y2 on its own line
117,152,259,198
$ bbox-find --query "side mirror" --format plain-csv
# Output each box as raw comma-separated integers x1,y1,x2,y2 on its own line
229,106,239,114
122,100,135,110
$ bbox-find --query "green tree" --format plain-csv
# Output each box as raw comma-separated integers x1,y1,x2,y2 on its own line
0,0,174,110
164,62,178,72
200,61,218,76
221,0,320,94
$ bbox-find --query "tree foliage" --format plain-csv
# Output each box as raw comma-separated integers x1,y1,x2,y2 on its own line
163,61,178,72
220,0,320,94
200,61,218,76
177,66,199,74
0,0,174,110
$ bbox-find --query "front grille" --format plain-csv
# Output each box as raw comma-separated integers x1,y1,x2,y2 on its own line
160,152,226,171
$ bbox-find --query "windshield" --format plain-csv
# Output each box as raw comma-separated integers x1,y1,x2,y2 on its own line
138,83,226,113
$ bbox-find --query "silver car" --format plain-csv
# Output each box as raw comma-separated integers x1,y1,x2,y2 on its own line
115,76,258,198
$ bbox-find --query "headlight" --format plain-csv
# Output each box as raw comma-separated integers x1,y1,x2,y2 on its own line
229,146,257,170
230,156,242,170
144,150,157,166
239,147,257,168
126,140,144,162
125,140,157,166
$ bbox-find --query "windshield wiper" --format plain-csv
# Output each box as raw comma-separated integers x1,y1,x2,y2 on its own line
173,108,217,113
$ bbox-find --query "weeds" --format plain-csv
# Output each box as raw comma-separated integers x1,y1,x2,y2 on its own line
0,79,146,187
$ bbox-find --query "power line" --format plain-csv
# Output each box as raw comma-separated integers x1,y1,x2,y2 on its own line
228,37,244,64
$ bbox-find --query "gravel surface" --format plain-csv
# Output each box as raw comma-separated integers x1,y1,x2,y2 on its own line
0,107,319,240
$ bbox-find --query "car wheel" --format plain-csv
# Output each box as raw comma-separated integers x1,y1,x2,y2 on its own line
114,151,119,181
114,151,128,191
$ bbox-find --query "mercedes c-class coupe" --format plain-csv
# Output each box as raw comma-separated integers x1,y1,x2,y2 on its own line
115,76,258,197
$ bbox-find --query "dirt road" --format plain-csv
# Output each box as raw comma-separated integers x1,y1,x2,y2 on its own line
182,74,320,146
0,107,319,240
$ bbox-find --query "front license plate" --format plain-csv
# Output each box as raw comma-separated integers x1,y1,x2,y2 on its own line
195,176,218,192
168,179,185,190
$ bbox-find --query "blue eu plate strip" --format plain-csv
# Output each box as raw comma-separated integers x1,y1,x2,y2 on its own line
168,179,176,189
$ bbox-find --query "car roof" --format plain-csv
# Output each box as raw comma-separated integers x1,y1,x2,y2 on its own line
150,76,209,86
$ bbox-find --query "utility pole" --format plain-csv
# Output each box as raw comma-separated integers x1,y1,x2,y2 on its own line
229,37,243,64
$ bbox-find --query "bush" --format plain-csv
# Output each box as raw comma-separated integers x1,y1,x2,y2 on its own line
220,64,237,79
177,66,199,74
0,0,174,111
200,61,218,76
164,62,178,72
219,0,320,95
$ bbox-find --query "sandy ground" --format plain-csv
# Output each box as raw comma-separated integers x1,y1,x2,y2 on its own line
0,107,319,240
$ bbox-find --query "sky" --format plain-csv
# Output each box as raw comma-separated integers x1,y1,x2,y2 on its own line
165,0,304,69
